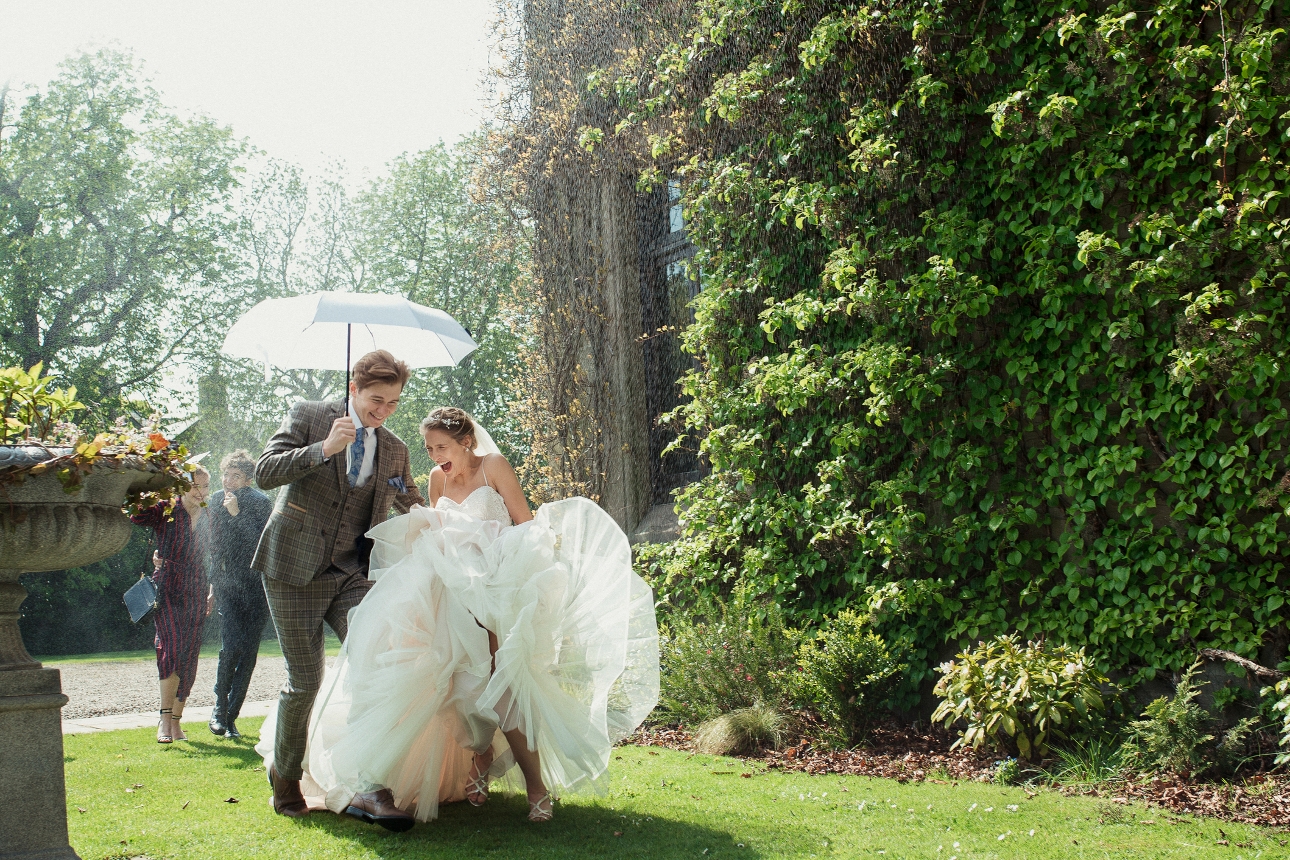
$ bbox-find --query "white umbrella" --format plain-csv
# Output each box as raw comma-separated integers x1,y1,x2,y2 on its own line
221,292,478,373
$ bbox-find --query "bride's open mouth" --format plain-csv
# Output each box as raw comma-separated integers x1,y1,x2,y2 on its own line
440,461,453,474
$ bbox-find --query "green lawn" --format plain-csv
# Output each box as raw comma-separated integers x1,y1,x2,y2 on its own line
64,718,1288,859
39,634,342,666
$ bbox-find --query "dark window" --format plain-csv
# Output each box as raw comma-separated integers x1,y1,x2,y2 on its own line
638,181,705,504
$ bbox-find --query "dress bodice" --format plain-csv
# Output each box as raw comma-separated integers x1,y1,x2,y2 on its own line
434,485,513,527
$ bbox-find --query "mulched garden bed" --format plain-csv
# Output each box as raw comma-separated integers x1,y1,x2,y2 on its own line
626,722,1290,828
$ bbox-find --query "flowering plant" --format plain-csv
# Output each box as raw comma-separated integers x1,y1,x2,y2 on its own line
0,364,194,513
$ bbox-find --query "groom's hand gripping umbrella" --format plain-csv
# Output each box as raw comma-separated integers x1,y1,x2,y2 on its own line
220,292,478,403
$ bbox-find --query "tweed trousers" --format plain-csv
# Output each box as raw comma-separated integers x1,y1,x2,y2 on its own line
264,565,372,779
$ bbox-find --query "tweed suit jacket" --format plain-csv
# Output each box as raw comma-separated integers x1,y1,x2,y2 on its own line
251,399,425,587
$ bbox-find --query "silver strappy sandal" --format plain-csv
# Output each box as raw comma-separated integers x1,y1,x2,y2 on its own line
465,754,491,807
527,792,553,822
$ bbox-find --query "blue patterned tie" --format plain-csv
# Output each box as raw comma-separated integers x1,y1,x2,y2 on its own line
347,428,365,487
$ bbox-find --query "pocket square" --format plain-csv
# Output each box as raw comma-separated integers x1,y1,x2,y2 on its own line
387,476,407,493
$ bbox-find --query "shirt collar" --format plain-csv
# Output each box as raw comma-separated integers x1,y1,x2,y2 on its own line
347,402,375,437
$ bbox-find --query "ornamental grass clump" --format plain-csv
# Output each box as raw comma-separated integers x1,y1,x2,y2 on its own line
932,635,1108,760
1050,736,1126,786
794,609,905,744
694,704,786,756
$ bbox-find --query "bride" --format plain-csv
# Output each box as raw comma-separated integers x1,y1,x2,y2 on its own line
257,407,660,824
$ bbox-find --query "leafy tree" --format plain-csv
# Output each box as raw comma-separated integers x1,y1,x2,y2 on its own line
0,49,245,406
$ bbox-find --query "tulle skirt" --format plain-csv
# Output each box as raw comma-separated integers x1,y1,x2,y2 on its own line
256,497,660,821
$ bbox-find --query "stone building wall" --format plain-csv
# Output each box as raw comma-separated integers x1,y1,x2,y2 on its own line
513,0,696,540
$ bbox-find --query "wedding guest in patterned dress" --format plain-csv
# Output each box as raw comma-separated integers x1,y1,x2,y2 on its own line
131,466,214,743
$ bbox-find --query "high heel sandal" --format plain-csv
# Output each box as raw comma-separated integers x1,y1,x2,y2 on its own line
465,753,491,807
157,709,173,744
527,792,554,822
171,714,188,741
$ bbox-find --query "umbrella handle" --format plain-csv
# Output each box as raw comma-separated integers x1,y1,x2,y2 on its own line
343,323,351,410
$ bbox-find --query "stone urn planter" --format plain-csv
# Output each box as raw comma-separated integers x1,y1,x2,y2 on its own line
0,446,169,860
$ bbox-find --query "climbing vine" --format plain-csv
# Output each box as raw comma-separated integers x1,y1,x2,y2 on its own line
572,0,1290,685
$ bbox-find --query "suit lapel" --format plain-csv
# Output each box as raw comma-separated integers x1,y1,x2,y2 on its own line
329,401,350,497
373,426,390,485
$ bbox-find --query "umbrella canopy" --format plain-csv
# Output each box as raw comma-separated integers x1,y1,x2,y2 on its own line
220,292,478,371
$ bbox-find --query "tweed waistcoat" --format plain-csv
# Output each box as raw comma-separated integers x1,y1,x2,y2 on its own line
330,469,379,575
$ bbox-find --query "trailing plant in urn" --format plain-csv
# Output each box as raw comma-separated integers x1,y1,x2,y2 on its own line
1,364,193,509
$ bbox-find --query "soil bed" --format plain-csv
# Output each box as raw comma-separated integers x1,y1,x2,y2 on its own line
627,721,1290,828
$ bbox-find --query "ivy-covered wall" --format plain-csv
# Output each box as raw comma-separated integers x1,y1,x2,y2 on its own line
590,0,1290,685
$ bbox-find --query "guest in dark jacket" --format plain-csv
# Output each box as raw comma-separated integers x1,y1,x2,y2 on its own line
207,449,273,739
131,465,212,744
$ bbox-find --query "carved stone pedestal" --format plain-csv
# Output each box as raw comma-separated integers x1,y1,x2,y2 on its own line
0,448,164,860
0,649,76,860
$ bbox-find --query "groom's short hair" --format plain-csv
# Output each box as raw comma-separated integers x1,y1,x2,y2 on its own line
353,350,410,390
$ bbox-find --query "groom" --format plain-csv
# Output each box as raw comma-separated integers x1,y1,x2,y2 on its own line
253,349,425,830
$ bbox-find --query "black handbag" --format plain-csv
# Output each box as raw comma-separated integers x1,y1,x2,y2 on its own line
123,574,159,624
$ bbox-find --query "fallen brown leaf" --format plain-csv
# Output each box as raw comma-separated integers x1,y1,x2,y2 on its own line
224,797,239,804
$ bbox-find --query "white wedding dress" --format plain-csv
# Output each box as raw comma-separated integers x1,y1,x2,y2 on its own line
256,471,660,822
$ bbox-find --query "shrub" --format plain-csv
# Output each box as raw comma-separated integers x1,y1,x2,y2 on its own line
794,609,905,744
1120,662,1213,776
932,635,1108,760
694,704,786,756
1261,677,1290,765
658,584,800,724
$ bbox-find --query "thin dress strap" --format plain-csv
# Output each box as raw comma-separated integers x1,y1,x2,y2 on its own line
481,457,491,489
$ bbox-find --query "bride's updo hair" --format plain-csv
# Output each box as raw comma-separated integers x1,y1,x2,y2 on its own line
420,407,477,449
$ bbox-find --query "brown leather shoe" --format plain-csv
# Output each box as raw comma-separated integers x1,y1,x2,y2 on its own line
268,764,310,818
345,788,414,832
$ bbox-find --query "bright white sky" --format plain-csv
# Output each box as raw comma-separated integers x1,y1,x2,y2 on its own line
0,0,496,179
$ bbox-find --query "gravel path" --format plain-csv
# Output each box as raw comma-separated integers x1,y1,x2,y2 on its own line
57,654,334,719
